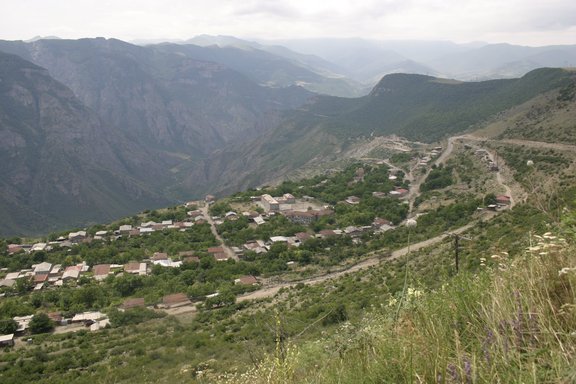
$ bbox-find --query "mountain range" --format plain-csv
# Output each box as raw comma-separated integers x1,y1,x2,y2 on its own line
0,36,575,235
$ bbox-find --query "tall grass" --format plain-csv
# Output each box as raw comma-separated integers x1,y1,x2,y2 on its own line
222,231,576,383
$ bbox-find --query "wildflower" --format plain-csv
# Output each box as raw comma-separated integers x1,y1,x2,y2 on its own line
558,267,575,276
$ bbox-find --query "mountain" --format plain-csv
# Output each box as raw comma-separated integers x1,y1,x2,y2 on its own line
188,68,576,197
0,38,313,235
165,36,365,97
260,38,576,82
428,43,576,80
1,36,574,235
0,51,170,235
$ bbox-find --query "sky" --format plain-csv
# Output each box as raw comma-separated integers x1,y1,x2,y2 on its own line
1,0,575,46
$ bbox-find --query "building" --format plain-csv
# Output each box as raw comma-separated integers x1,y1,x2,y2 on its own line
345,196,360,205
124,263,147,275
119,298,145,311
68,231,87,243
152,252,168,261
0,334,15,347
93,264,111,281
161,293,191,308
496,195,511,205
234,275,259,285
261,194,280,212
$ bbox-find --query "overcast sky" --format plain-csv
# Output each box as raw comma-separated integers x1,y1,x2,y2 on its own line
1,0,574,46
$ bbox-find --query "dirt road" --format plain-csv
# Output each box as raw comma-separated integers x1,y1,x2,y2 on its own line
201,205,238,261
237,222,475,302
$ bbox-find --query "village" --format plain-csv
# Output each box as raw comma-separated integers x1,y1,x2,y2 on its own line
0,142,515,347
0,165,414,347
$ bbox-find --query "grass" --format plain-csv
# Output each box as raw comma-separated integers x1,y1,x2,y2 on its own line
224,230,576,383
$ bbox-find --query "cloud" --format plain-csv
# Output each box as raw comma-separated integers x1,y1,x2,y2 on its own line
0,0,574,45
233,1,301,18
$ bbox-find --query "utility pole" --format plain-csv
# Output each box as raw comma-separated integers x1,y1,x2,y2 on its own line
450,233,470,274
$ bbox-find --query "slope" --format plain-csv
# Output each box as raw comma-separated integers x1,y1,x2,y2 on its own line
152,41,364,97
187,68,575,197
0,51,170,235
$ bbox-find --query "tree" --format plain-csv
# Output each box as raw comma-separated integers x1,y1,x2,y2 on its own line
29,313,54,334
0,319,18,334
484,193,497,206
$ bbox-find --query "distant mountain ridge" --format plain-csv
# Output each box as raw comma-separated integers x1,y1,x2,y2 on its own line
0,36,574,236
0,38,313,235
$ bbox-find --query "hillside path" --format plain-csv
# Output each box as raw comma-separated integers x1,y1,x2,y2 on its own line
201,205,238,261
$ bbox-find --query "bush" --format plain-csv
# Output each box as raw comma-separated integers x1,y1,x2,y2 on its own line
29,313,54,334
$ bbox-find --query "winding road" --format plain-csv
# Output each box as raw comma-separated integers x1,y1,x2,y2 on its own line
208,134,557,306
237,222,476,302
201,204,238,261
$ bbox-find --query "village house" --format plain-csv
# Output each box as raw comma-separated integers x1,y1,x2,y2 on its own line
7,244,23,255
13,315,33,333
152,258,183,268
160,293,191,308
68,231,87,243
152,252,168,261
261,194,280,212
345,196,361,205
0,334,15,347
62,266,81,281
389,188,409,198
207,246,229,261
282,210,316,225
295,232,312,242
48,312,66,326
33,262,52,276
124,262,147,275
119,298,146,311
118,224,133,234
270,236,289,243
253,216,266,225
5,272,20,280
31,243,49,252
93,264,111,281
0,279,16,288
71,311,106,325
243,241,267,254
234,275,259,285
496,195,511,205
276,193,296,205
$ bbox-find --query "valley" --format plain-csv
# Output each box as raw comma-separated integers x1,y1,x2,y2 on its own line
0,36,575,383
2,116,575,382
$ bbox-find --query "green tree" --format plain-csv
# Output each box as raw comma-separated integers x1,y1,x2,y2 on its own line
484,193,497,206
0,319,18,334
29,313,54,334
